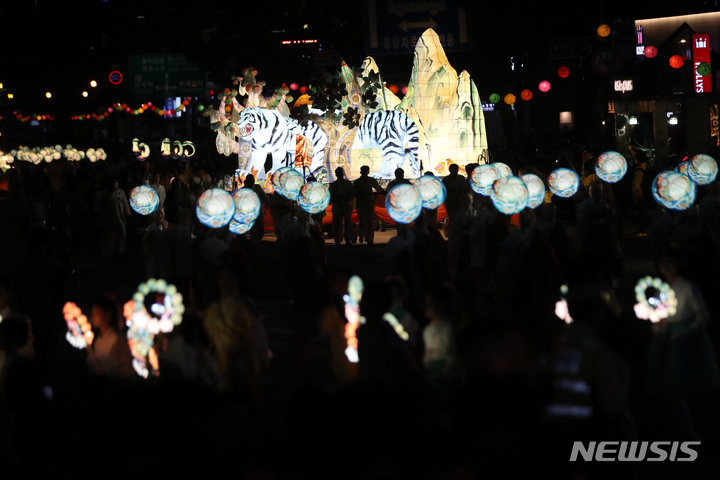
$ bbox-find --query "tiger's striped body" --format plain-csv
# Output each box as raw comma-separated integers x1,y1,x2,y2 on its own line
354,110,420,178
236,107,420,180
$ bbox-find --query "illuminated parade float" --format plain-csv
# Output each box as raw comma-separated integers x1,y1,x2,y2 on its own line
210,29,488,184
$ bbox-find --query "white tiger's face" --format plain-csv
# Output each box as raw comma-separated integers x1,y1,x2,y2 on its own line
237,111,257,139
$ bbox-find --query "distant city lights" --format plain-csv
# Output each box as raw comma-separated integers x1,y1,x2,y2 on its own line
281,39,318,45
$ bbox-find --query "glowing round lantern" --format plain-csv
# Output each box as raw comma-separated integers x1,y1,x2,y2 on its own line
491,176,529,214
492,162,513,178
229,218,255,235
595,151,628,183
388,84,399,94
644,45,658,58
196,188,235,228
520,89,533,101
652,171,696,210
385,184,423,224
277,168,304,201
489,93,501,104
129,185,160,215
675,160,690,175
298,181,331,214
413,175,447,209
697,62,711,76
232,188,261,224
548,168,580,198
520,174,546,209
687,154,718,185
669,55,684,69
504,93,516,105
597,24,611,37
272,167,293,196
557,66,570,78
289,82,299,91
470,164,500,196
538,80,551,93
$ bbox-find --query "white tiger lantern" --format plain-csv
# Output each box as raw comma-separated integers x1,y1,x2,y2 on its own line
235,107,420,182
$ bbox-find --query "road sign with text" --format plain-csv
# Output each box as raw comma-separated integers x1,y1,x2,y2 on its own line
365,0,471,55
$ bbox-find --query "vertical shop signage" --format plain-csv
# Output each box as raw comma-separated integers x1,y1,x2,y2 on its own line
692,34,712,93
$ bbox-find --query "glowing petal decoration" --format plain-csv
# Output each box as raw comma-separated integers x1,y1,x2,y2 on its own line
196,188,235,228
125,279,185,378
298,181,331,214
344,275,365,363
687,154,717,185
595,151,628,183
634,276,677,323
490,175,529,214
413,175,447,209
470,163,500,196
62,302,94,349
548,168,580,198
383,313,409,340
652,171,697,210
520,173,545,209
385,184,423,224
129,185,160,215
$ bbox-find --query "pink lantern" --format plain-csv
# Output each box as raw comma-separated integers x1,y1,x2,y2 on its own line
644,46,657,58
538,80,551,93
289,82,299,91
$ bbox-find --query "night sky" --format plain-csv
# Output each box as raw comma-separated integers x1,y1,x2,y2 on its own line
0,0,718,112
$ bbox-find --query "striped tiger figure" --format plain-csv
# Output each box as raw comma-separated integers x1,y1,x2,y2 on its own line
354,110,421,178
236,108,296,178
284,117,328,175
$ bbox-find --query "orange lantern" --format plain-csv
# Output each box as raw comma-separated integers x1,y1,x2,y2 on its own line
557,66,570,78
597,24,611,37
388,84,399,94
521,89,533,101
669,55,684,69
504,93,516,105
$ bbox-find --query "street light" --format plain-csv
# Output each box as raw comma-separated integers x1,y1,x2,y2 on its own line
45,91,52,99
82,91,89,97
90,80,97,88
